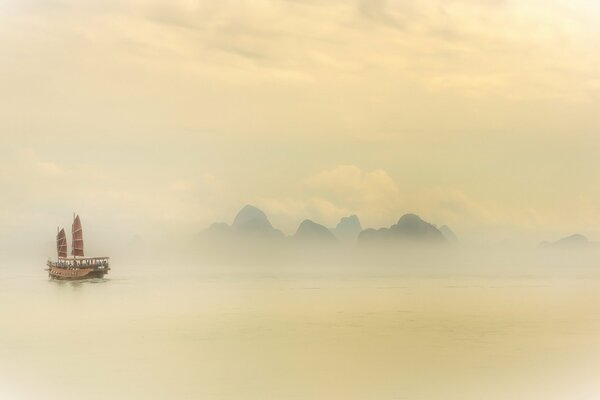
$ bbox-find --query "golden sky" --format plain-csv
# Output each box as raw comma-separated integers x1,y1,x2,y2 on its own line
1,0,600,247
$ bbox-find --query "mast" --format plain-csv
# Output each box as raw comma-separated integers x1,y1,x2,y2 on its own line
56,227,67,258
71,214,84,257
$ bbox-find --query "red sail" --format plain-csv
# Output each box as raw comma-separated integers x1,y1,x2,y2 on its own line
71,214,84,257
56,228,67,258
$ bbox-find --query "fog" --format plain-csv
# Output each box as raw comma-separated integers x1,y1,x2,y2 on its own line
2,0,600,398
3,204,600,399
2,0,600,254
3,238,600,400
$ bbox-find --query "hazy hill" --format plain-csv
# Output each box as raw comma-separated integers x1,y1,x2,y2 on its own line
439,225,459,243
294,219,337,243
357,227,389,243
232,205,274,233
540,234,591,248
333,215,362,243
358,213,446,244
202,204,284,240
206,222,231,236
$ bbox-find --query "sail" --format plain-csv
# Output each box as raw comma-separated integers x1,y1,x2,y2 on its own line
56,228,67,258
71,214,84,257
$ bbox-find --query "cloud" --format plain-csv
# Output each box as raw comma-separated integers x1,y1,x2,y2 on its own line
254,165,567,240
5,0,600,99
17,148,65,177
255,165,403,231
0,148,223,241
300,166,502,233
406,187,499,229
304,165,401,220
357,0,410,30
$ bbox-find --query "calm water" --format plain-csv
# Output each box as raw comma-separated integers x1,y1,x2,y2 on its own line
2,260,600,399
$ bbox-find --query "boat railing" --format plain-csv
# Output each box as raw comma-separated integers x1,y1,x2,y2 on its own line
50,257,110,268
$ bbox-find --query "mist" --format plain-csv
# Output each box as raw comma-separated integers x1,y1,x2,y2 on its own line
3,1,600,399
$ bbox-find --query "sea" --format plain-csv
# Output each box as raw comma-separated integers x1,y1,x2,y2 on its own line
2,253,600,399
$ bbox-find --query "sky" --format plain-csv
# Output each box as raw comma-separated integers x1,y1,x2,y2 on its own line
1,0,600,254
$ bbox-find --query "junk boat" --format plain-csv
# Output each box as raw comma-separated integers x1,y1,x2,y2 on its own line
46,214,110,280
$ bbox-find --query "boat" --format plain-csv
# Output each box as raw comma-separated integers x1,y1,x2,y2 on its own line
46,214,110,280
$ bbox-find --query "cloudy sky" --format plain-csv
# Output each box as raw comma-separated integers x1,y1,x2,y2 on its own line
1,0,600,251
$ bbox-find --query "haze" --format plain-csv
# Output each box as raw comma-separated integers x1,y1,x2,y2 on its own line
3,3,600,399
1,0,600,258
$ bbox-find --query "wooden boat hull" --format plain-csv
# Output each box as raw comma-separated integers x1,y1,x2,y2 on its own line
48,266,107,280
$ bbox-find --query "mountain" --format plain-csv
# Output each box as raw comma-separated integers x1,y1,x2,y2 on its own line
541,234,590,248
232,204,274,233
357,227,389,243
555,234,588,246
439,225,459,243
389,214,446,241
333,215,362,243
202,204,284,240
358,213,446,244
294,219,337,243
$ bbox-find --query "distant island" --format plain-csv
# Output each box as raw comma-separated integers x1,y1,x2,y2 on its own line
201,204,455,247
199,204,600,256
540,234,598,249
357,213,446,244
334,215,362,244
203,204,285,241
294,219,337,243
